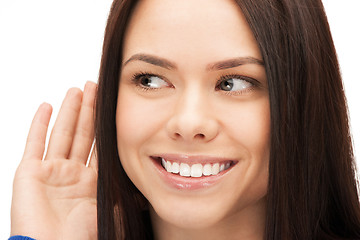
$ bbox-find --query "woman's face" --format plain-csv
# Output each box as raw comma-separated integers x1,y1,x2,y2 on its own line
116,0,270,232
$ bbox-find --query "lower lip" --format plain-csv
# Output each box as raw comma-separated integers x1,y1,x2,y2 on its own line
150,157,236,190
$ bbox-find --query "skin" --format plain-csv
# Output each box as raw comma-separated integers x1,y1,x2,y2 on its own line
117,0,270,239
11,82,98,240
10,0,270,239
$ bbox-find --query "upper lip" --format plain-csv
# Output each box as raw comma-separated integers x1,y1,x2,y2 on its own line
151,153,238,165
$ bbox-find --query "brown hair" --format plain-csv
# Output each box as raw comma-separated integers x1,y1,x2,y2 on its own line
95,0,360,239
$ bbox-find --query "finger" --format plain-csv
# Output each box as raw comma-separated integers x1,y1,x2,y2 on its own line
68,82,97,163
22,103,53,161
45,88,83,160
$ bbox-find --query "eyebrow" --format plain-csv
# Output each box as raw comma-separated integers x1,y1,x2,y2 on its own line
206,56,264,71
123,53,177,70
122,53,264,71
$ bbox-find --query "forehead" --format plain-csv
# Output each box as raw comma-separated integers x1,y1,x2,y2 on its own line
122,0,262,64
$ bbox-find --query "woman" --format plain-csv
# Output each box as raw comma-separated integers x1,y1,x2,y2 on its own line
10,0,360,239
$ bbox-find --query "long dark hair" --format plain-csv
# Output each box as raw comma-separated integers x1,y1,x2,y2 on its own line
95,0,360,239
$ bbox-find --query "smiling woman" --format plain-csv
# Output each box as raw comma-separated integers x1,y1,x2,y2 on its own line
115,1,270,239
9,0,360,240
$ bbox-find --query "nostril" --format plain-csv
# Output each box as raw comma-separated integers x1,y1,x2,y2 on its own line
194,133,205,139
173,132,205,140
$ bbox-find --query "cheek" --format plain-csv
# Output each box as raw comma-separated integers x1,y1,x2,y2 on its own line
221,98,271,154
116,97,147,148
242,103,270,154
222,99,270,205
219,97,270,194
115,89,170,152
115,89,175,197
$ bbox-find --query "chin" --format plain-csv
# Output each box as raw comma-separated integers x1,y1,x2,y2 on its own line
148,193,235,230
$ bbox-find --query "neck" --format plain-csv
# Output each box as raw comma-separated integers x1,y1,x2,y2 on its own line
150,197,266,240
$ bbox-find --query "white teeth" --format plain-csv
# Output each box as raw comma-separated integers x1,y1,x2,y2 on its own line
180,163,191,177
160,158,233,178
171,162,180,174
166,161,172,172
203,164,212,176
212,163,220,175
191,164,203,177
220,164,225,172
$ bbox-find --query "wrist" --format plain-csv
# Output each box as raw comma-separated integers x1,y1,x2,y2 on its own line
9,236,36,240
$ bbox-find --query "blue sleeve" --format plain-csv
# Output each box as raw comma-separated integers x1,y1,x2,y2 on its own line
8,236,36,240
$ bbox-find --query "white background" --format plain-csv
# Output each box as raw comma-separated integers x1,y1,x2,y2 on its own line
0,0,359,238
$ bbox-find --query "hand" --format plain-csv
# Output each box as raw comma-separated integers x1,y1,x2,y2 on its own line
11,82,98,240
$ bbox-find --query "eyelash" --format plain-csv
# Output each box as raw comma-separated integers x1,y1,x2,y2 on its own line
130,71,168,91
130,72,259,95
215,74,259,95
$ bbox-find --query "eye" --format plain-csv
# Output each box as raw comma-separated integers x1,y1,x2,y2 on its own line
133,73,169,89
217,75,254,92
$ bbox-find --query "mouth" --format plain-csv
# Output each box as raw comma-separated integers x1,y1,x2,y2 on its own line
152,156,235,177
150,154,238,190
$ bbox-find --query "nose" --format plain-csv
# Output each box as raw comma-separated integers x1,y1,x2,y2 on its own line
166,89,219,143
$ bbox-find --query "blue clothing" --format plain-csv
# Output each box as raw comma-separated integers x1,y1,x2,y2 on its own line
9,236,35,240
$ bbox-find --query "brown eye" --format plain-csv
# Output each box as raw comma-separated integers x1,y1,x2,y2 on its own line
218,78,253,92
138,74,169,88
219,79,234,91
